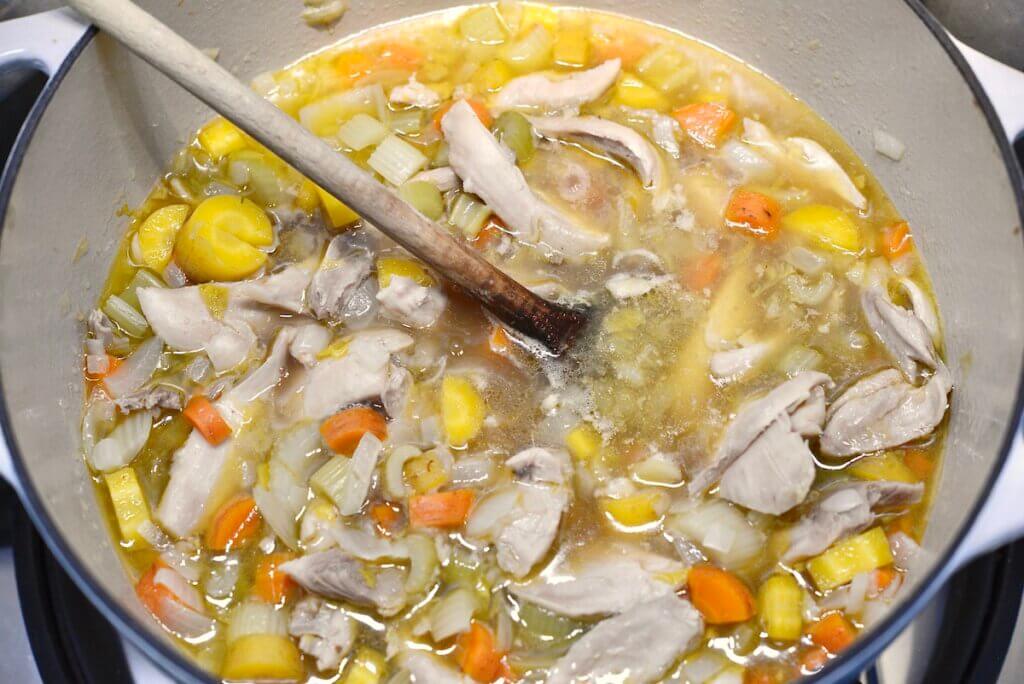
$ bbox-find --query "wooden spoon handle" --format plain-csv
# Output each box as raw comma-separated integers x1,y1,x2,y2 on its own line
66,0,586,353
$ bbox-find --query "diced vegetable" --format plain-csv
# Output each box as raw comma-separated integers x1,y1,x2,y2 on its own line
904,449,935,480
119,268,166,309
668,499,766,569
672,102,737,148
631,455,683,485
227,599,289,642
565,422,602,462
137,205,189,272
458,621,504,682
399,180,445,220
198,118,247,159
221,634,304,681
808,612,857,654
492,111,535,164
405,450,451,493
341,647,388,684
600,490,668,528
782,204,861,254
499,24,553,72
377,256,435,288
311,455,351,506
447,193,492,238
314,183,361,229
370,502,402,535
102,294,149,338
299,85,385,137
516,600,585,649
253,552,297,604
205,495,262,551
799,646,830,674
553,24,589,67
102,336,163,399
388,108,424,135
368,134,428,186
226,149,290,206
174,195,273,282
881,221,913,260
433,98,493,132
636,45,693,93
105,467,153,545
682,252,722,292
184,395,232,445
458,6,507,44
410,490,475,528
687,564,756,624
430,587,479,640
252,486,299,550
725,189,781,240
90,411,152,473
136,561,214,639
337,113,389,151
758,574,803,641
848,452,917,483
404,532,440,594
198,283,228,320
320,406,387,455
442,375,486,446
612,72,668,110
807,527,894,591
472,59,514,93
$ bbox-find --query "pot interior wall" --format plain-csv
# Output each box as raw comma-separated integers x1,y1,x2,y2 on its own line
0,0,1020,672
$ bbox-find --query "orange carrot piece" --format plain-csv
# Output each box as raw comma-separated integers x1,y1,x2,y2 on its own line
434,98,493,132
409,490,475,528
370,502,403,536
591,33,650,66
458,621,504,683
903,449,934,480
881,221,913,260
687,564,756,624
379,42,423,70
870,567,898,597
489,326,512,355
809,612,857,654
205,495,262,551
473,217,506,249
335,51,375,81
673,102,737,148
886,514,916,537
136,560,175,618
253,552,298,604
799,646,829,675
683,252,722,292
86,354,121,382
320,407,388,455
743,664,787,684
725,189,782,240
183,395,232,445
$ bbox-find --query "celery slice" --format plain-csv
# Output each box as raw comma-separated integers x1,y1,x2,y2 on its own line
399,180,444,221
337,113,388,151
388,108,424,135
368,135,428,186
493,111,535,163
458,6,507,44
102,294,150,338
447,192,491,238
310,455,351,509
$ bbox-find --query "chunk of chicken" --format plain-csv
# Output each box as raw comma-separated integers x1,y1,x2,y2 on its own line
688,372,832,515
300,329,413,420
289,321,331,367
138,264,313,372
389,75,441,108
410,166,460,192
308,234,373,323
821,288,951,457
495,59,621,111
442,100,608,259
529,115,664,189
604,272,672,300
376,275,447,328
510,543,685,617
158,331,294,537
709,341,774,382
783,481,924,562
280,549,407,616
113,386,183,413
547,596,703,684
289,596,357,672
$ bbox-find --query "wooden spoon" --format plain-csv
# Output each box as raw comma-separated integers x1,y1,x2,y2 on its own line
66,0,587,354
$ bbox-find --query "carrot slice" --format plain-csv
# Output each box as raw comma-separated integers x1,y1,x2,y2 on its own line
370,502,403,536
136,560,176,618
183,395,232,445
687,564,756,624
881,221,913,260
808,612,857,654
903,449,934,480
799,646,829,675
682,252,722,292
434,98,493,132
253,552,298,604
205,495,262,551
458,621,504,682
379,42,423,70
409,490,475,528
672,102,737,148
473,217,506,249
870,567,898,596
320,406,388,455
725,189,782,240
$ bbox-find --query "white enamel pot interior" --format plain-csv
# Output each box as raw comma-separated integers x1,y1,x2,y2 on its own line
0,1,1023,682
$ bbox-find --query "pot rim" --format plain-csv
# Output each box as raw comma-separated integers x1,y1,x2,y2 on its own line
0,2,1021,682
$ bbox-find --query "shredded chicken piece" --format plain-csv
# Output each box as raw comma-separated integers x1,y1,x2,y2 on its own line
495,59,621,111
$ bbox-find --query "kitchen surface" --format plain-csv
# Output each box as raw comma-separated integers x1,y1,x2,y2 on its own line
1,1,1023,682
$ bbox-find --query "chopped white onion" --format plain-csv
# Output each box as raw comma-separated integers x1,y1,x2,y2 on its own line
668,500,765,569
160,539,203,583
784,246,827,275
429,587,477,641
846,571,871,615
88,411,152,472
204,556,241,600
449,453,495,487
336,433,383,515
873,128,906,161
227,600,289,643
274,422,327,483
103,336,163,398
252,485,299,550
465,486,518,539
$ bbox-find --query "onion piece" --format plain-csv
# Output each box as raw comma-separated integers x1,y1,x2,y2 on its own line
873,128,906,161
103,336,163,398
784,246,827,275
429,587,477,641
253,485,299,550
88,411,152,472
227,600,289,643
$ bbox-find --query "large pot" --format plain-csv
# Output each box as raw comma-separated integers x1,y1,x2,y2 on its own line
1,2,1023,682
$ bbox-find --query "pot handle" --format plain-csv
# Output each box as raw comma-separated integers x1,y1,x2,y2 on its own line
0,7,90,77
949,39,1024,567
0,7,89,492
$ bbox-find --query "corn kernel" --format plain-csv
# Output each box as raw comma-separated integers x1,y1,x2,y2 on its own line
341,647,387,684
295,179,321,213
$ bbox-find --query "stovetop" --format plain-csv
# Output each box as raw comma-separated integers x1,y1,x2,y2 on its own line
1,2,1023,683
